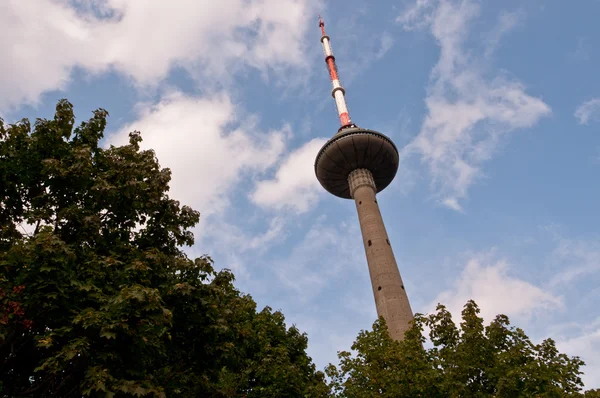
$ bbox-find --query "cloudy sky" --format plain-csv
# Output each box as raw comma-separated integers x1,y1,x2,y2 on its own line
2,0,600,389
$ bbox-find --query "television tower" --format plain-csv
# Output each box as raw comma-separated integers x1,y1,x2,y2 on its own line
314,17,413,340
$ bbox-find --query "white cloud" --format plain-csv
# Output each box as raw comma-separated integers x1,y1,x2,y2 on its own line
553,318,600,389
575,98,600,125
106,91,287,220
548,235,600,287
205,216,287,255
250,138,327,213
376,32,395,60
432,251,564,324
272,217,363,301
441,197,463,212
199,216,288,278
560,329,600,389
483,10,524,59
398,0,551,210
0,0,317,109
396,0,437,31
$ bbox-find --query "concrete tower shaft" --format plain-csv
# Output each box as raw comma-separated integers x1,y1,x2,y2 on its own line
314,17,414,340
348,169,413,340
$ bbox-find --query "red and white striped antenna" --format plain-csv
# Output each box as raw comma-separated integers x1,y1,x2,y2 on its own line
319,16,353,128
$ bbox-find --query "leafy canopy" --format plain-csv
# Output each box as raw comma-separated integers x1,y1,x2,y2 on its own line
326,300,596,398
0,100,328,397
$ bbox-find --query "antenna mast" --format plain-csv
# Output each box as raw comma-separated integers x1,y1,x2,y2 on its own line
319,16,353,128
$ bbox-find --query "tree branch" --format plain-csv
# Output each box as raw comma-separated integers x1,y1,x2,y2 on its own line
34,219,41,236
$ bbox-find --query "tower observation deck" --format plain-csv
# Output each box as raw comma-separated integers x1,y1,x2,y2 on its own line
314,17,414,340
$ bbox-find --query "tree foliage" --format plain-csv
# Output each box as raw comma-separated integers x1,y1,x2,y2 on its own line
0,100,327,397
326,300,595,398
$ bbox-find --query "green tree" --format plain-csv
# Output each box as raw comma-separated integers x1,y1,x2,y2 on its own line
0,100,327,397
327,300,594,398
583,390,600,397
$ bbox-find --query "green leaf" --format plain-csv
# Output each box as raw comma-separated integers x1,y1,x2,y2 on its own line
100,330,117,340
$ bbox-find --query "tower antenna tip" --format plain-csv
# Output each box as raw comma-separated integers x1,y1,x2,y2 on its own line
318,15,326,35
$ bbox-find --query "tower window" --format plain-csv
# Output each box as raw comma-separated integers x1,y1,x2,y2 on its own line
359,201,362,205
401,285,405,290
374,200,378,204
368,240,372,246
378,286,382,291
386,239,390,245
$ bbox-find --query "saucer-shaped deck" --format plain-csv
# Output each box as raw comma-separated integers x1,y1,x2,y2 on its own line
314,127,399,199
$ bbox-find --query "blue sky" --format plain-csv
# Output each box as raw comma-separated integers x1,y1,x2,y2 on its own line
2,0,600,389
